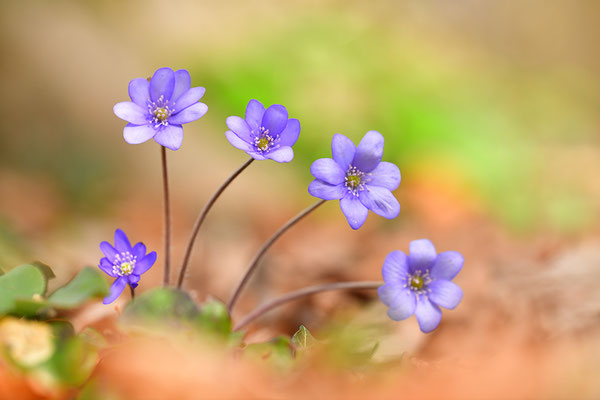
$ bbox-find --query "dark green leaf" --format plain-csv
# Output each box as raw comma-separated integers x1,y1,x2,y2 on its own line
0,264,47,315
11,298,52,318
44,335,97,386
47,267,109,308
31,261,55,285
195,297,231,337
120,287,199,328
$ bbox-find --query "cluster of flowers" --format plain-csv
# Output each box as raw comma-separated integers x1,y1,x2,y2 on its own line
104,67,464,333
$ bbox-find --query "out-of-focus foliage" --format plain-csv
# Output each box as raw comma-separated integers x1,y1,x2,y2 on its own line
120,288,237,342
0,264,108,318
48,267,109,308
0,264,49,315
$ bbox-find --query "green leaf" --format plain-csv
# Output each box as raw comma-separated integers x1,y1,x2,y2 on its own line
291,325,316,350
43,335,97,386
31,261,55,284
12,298,52,318
0,264,47,315
195,297,232,337
120,287,199,328
47,267,109,308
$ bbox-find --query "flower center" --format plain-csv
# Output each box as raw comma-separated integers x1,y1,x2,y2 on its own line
154,107,169,121
119,262,134,275
344,166,368,196
410,275,424,290
405,270,432,296
112,252,137,277
148,95,174,128
346,175,361,189
253,127,279,153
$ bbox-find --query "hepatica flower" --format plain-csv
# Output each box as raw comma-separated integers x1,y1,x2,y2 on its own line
225,99,300,162
113,67,208,150
378,239,464,333
98,229,157,304
308,131,400,229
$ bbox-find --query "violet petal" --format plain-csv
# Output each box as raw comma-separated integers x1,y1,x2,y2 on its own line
226,116,253,142
123,124,156,145
414,296,442,333
430,251,464,281
113,102,147,125
261,105,288,136
340,194,369,229
99,241,119,263
128,274,140,288
114,229,132,253
408,239,437,273
134,251,157,275
225,130,254,152
103,277,127,304
265,146,293,163
150,67,175,102
169,103,208,124
174,87,206,111
154,125,184,150
308,180,346,200
278,119,301,147
369,161,401,191
172,69,191,102
382,250,409,284
98,257,116,277
429,280,463,309
385,289,417,321
245,99,266,129
132,243,146,260
128,78,150,106
353,130,384,173
359,185,400,219
331,134,356,170
310,158,345,185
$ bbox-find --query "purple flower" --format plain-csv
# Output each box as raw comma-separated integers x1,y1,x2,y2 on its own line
113,67,208,151
225,99,300,163
308,131,400,229
98,229,157,304
377,239,464,333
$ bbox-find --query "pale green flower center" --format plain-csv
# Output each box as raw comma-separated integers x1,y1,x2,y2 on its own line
119,261,134,276
256,137,270,151
410,275,424,290
346,175,361,189
154,107,169,121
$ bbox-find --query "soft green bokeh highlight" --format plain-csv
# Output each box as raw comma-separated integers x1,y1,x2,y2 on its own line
193,12,598,232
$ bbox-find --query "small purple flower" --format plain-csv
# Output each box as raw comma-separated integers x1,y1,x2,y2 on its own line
225,99,300,163
98,229,157,304
113,67,208,151
308,131,400,229
378,239,464,333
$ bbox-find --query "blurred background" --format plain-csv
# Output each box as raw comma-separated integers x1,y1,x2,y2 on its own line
0,0,599,396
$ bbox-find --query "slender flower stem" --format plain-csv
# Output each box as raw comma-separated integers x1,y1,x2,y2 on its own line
130,286,136,300
232,281,383,331
161,146,171,287
227,199,327,313
177,157,255,289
